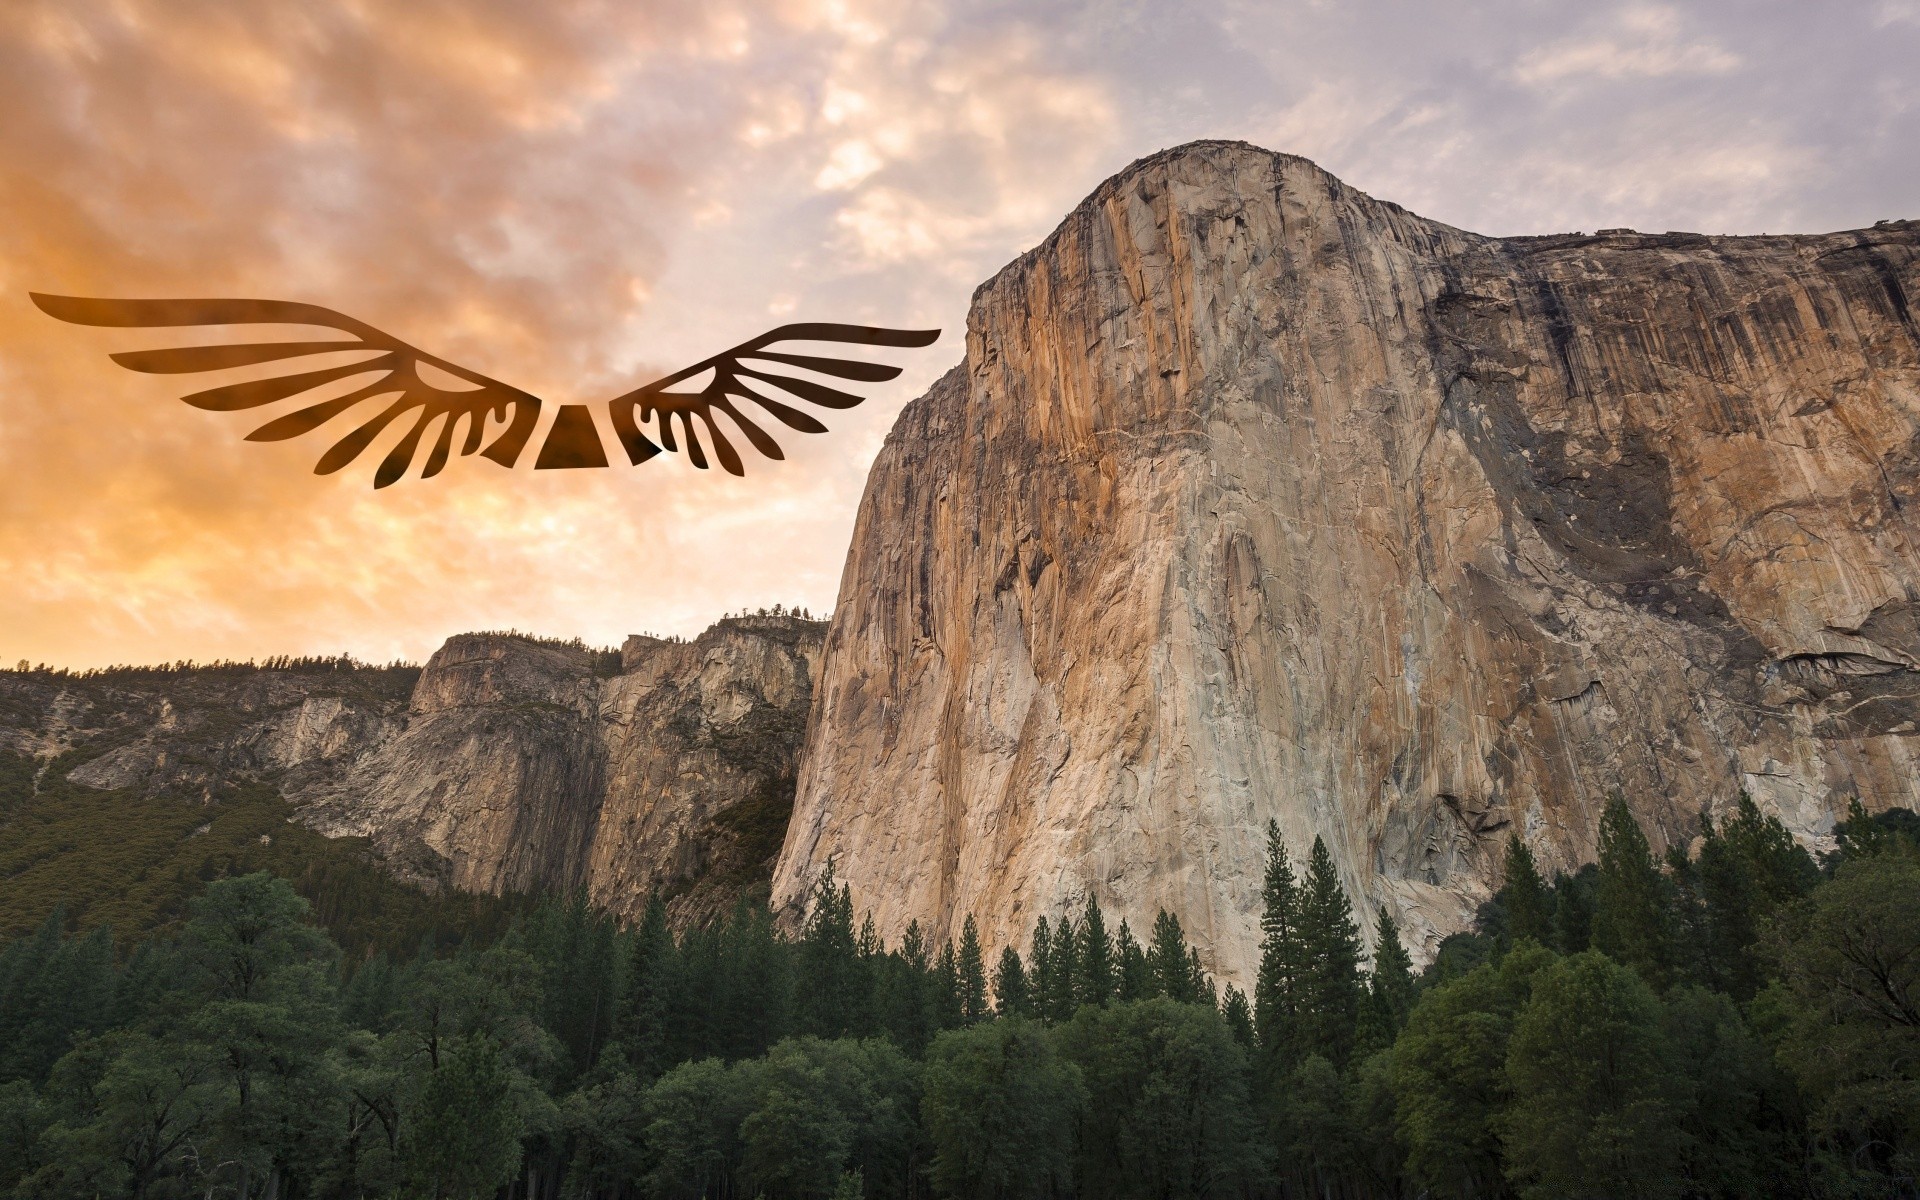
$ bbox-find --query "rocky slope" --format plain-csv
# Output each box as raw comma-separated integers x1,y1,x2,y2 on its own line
3,613,824,925
771,140,1920,982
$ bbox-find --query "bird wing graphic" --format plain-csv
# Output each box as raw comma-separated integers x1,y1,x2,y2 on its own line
606,323,941,476
31,293,544,488
32,293,939,488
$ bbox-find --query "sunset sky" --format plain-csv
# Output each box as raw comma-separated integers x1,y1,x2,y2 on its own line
3,0,1917,670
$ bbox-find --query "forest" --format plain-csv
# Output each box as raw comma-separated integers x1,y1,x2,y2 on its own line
0,795,1914,1200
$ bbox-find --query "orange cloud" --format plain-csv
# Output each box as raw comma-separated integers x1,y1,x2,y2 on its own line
0,0,1118,669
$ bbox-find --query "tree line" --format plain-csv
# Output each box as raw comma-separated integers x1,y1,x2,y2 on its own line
0,797,1914,1198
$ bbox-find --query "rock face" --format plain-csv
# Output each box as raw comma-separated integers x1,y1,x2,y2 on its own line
297,617,823,925
772,140,1920,983
3,614,824,925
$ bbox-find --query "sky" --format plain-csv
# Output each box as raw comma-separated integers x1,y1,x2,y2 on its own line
2,0,1916,670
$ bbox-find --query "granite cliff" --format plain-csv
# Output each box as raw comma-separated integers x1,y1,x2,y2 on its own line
772,140,1920,983
3,613,823,925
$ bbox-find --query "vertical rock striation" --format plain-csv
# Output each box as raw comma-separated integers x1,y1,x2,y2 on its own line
296,616,825,925
773,140,1920,982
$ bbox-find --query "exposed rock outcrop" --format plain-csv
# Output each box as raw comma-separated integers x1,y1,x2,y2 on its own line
3,614,824,925
772,140,1920,983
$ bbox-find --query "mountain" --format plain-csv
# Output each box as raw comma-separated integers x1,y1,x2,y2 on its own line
1,613,822,933
772,139,1920,981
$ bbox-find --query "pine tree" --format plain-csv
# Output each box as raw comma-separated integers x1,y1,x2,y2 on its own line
1148,910,1196,1002
797,863,873,1038
1221,984,1256,1048
1254,819,1305,1065
1357,910,1415,1056
887,920,935,1053
1297,836,1363,1066
993,945,1031,1018
1043,918,1080,1022
1503,834,1552,947
1077,895,1116,1008
1696,792,1820,997
933,940,963,1030
1115,920,1152,1002
958,916,990,1024
1592,796,1674,987
1189,948,1216,1007
1028,917,1055,1020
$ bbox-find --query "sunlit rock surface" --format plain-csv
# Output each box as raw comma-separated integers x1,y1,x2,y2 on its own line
773,140,1920,983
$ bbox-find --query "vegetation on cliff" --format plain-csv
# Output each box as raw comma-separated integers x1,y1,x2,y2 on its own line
0,797,1914,1198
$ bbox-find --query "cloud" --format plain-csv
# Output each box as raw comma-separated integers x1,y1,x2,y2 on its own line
1511,6,1741,87
1,0,1915,669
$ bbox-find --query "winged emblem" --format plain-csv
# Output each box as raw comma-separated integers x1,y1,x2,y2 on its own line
31,293,939,488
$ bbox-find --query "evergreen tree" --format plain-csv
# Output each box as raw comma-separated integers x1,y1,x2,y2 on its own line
1042,918,1080,1023
993,945,1032,1019
933,940,963,1031
403,1034,528,1199
1114,920,1152,1002
957,916,990,1024
1553,863,1598,953
615,894,678,1077
1188,949,1216,1008
1502,834,1553,947
1695,793,1819,998
717,900,790,1060
1297,836,1363,1065
1221,984,1256,1049
1254,820,1304,1066
883,920,935,1054
1357,910,1415,1056
1148,910,1195,1002
1593,797,1675,987
1392,943,1554,1198
799,863,867,1038
1028,918,1054,1021
1076,896,1116,1009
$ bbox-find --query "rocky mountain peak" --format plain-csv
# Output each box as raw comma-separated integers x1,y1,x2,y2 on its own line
772,140,1920,983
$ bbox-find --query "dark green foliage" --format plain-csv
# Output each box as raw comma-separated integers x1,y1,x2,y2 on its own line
0,760,529,960
1679,793,1820,998
1114,919,1151,1002
1147,909,1200,1003
992,945,1031,1019
957,916,989,1024
0,792,1909,1199
1254,819,1304,1073
799,862,871,1039
1054,998,1266,1199
1039,916,1079,1023
923,1017,1082,1199
1503,951,1684,1199
1075,895,1115,1009
1297,836,1364,1066
1762,850,1920,1189
1593,796,1676,986
1553,862,1599,953
1502,833,1552,946
1221,983,1255,1049
1356,909,1413,1056
404,1034,527,1199
1391,942,1552,1198
1829,796,1920,863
